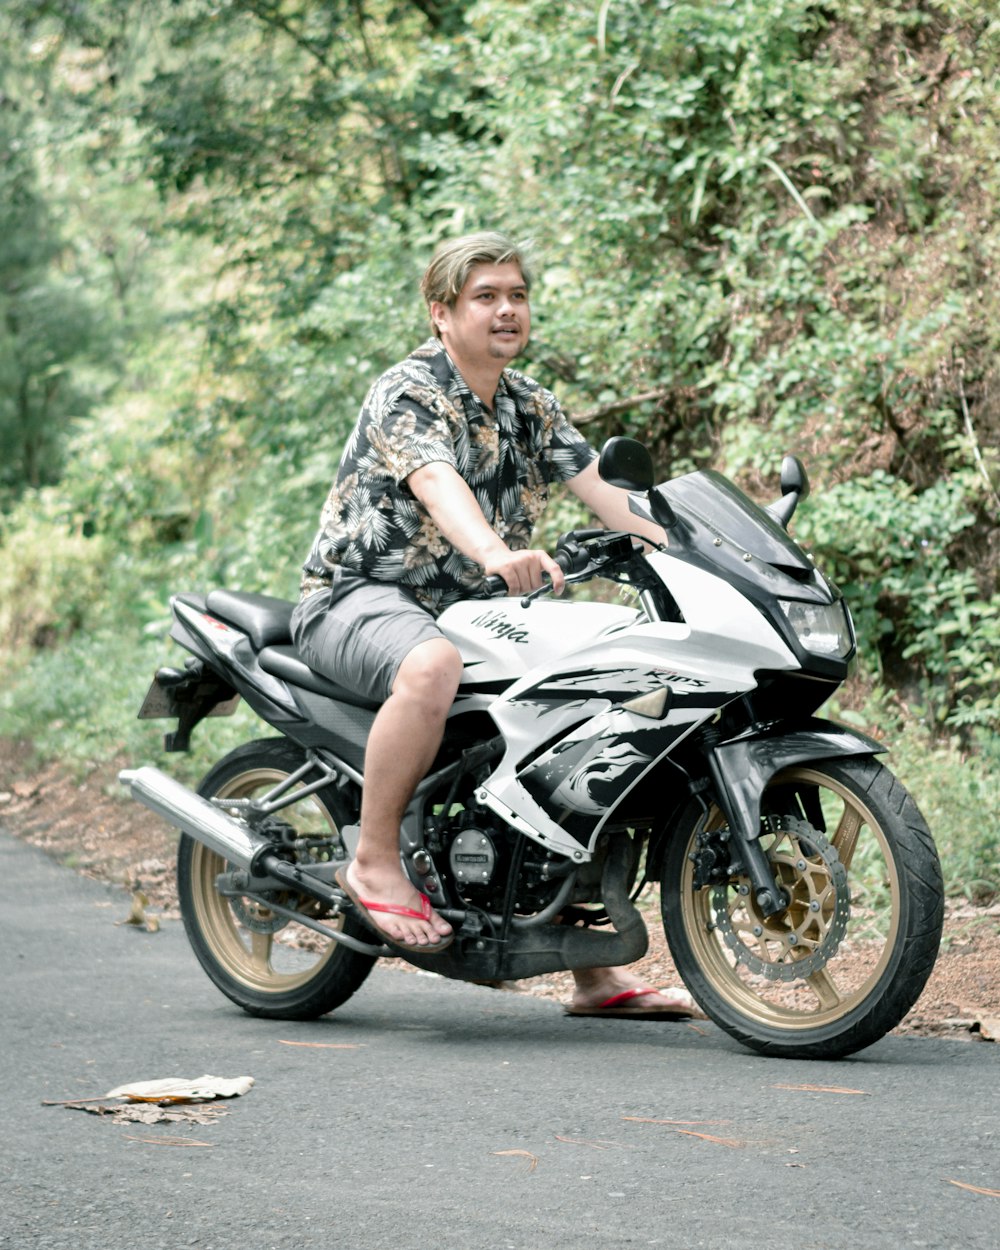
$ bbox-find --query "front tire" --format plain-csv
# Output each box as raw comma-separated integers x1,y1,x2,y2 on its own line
661,756,944,1059
177,738,376,1019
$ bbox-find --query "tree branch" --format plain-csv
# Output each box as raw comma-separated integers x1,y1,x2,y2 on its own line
569,388,672,426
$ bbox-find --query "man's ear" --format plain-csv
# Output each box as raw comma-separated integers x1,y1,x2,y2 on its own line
429,300,449,335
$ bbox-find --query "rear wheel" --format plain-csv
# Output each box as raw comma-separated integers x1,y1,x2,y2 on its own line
177,738,376,1019
661,756,944,1059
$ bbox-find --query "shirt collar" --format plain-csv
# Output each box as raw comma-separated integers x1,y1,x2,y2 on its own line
432,340,514,425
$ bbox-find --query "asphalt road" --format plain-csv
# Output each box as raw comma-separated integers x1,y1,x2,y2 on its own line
2,829,998,1250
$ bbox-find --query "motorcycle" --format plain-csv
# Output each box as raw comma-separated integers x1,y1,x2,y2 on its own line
120,437,944,1059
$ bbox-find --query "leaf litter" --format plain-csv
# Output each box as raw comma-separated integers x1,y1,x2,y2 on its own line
44,1074,253,1126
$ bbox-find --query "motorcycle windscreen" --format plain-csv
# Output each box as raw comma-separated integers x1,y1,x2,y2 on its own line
657,470,816,581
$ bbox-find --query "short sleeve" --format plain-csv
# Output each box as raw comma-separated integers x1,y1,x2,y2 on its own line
525,385,597,483
371,387,461,485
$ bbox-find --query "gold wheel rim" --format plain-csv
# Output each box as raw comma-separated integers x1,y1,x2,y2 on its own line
190,766,342,993
680,767,902,1031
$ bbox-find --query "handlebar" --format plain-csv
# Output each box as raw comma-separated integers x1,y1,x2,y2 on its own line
481,547,574,600
480,531,644,602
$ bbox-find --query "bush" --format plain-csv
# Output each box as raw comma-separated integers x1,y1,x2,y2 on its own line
0,495,110,652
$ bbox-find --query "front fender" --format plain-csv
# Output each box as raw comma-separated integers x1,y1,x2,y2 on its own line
712,718,885,842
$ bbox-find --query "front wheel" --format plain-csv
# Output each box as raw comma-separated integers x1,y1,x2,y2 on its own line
177,738,376,1019
661,756,944,1059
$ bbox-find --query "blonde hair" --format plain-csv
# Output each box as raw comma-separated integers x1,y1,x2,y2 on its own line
420,232,533,336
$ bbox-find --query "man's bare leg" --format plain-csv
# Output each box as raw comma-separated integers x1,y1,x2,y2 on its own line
343,637,462,947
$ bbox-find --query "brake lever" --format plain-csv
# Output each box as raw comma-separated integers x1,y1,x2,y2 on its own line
520,579,554,609
519,565,595,608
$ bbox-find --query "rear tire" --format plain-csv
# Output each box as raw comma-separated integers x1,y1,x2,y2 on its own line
177,738,376,1019
661,756,944,1059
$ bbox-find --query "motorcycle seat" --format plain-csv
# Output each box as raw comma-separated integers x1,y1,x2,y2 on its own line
258,645,381,710
205,589,294,649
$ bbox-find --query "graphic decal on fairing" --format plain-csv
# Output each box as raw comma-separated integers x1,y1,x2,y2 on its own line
515,677,743,845
516,666,710,703
518,714,686,844
469,609,530,644
549,740,653,815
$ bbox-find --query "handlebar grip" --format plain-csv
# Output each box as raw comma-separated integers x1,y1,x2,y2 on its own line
482,549,573,598
483,574,509,597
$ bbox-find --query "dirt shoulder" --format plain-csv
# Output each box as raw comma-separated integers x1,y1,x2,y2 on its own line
2,738,998,1041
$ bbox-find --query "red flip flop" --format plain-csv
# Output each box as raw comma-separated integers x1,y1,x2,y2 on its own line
565,986,706,1020
335,867,453,954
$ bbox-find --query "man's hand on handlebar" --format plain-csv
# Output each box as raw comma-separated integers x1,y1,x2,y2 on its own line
483,548,565,598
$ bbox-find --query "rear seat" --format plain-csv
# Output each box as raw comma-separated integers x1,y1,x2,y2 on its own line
203,590,380,711
205,590,294,648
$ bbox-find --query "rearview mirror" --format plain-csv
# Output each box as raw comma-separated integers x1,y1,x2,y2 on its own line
780,455,810,502
598,437,654,492
769,455,811,528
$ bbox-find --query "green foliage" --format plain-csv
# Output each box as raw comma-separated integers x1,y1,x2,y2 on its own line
0,627,262,784
0,0,997,777
834,689,1000,901
0,494,109,650
0,99,101,497
796,468,1000,731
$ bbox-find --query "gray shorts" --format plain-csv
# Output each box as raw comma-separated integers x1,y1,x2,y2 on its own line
290,569,443,704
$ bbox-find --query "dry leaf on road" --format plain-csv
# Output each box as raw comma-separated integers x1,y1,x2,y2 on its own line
278,1040,363,1049
47,1101,230,1125
674,1129,747,1148
772,1083,869,1095
115,891,160,933
947,1180,1000,1198
492,1149,539,1172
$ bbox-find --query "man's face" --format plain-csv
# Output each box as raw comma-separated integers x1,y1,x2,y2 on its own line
431,261,530,371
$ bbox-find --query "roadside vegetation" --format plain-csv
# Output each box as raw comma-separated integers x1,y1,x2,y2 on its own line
1,0,997,899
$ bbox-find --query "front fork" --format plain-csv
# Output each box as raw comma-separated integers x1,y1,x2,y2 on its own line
703,745,789,917
698,719,886,918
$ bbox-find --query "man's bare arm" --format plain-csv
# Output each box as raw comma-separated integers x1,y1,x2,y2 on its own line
406,461,565,596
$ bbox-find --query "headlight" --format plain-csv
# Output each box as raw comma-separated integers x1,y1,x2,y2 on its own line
778,599,854,658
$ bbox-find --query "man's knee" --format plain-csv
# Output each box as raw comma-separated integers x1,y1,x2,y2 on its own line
393,638,463,712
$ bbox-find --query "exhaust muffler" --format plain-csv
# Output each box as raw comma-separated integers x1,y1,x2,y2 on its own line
119,765,261,869
119,765,387,957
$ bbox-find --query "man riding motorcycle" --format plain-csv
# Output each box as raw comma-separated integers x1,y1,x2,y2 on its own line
290,230,692,1018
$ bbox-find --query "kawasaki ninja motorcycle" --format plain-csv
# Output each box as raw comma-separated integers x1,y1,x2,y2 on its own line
120,438,943,1059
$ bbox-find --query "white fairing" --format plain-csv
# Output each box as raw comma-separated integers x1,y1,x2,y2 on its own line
643,551,800,676
437,554,800,861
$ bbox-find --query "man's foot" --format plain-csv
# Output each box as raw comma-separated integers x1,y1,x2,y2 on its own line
566,968,706,1020
565,985,706,1019
336,862,453,952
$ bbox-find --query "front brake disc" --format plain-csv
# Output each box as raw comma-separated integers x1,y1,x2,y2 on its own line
710,815,850,982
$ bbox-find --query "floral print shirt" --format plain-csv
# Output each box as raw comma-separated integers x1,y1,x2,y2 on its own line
300,338,596,614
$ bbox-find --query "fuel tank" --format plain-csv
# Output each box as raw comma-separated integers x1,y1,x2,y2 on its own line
438,596,639,687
